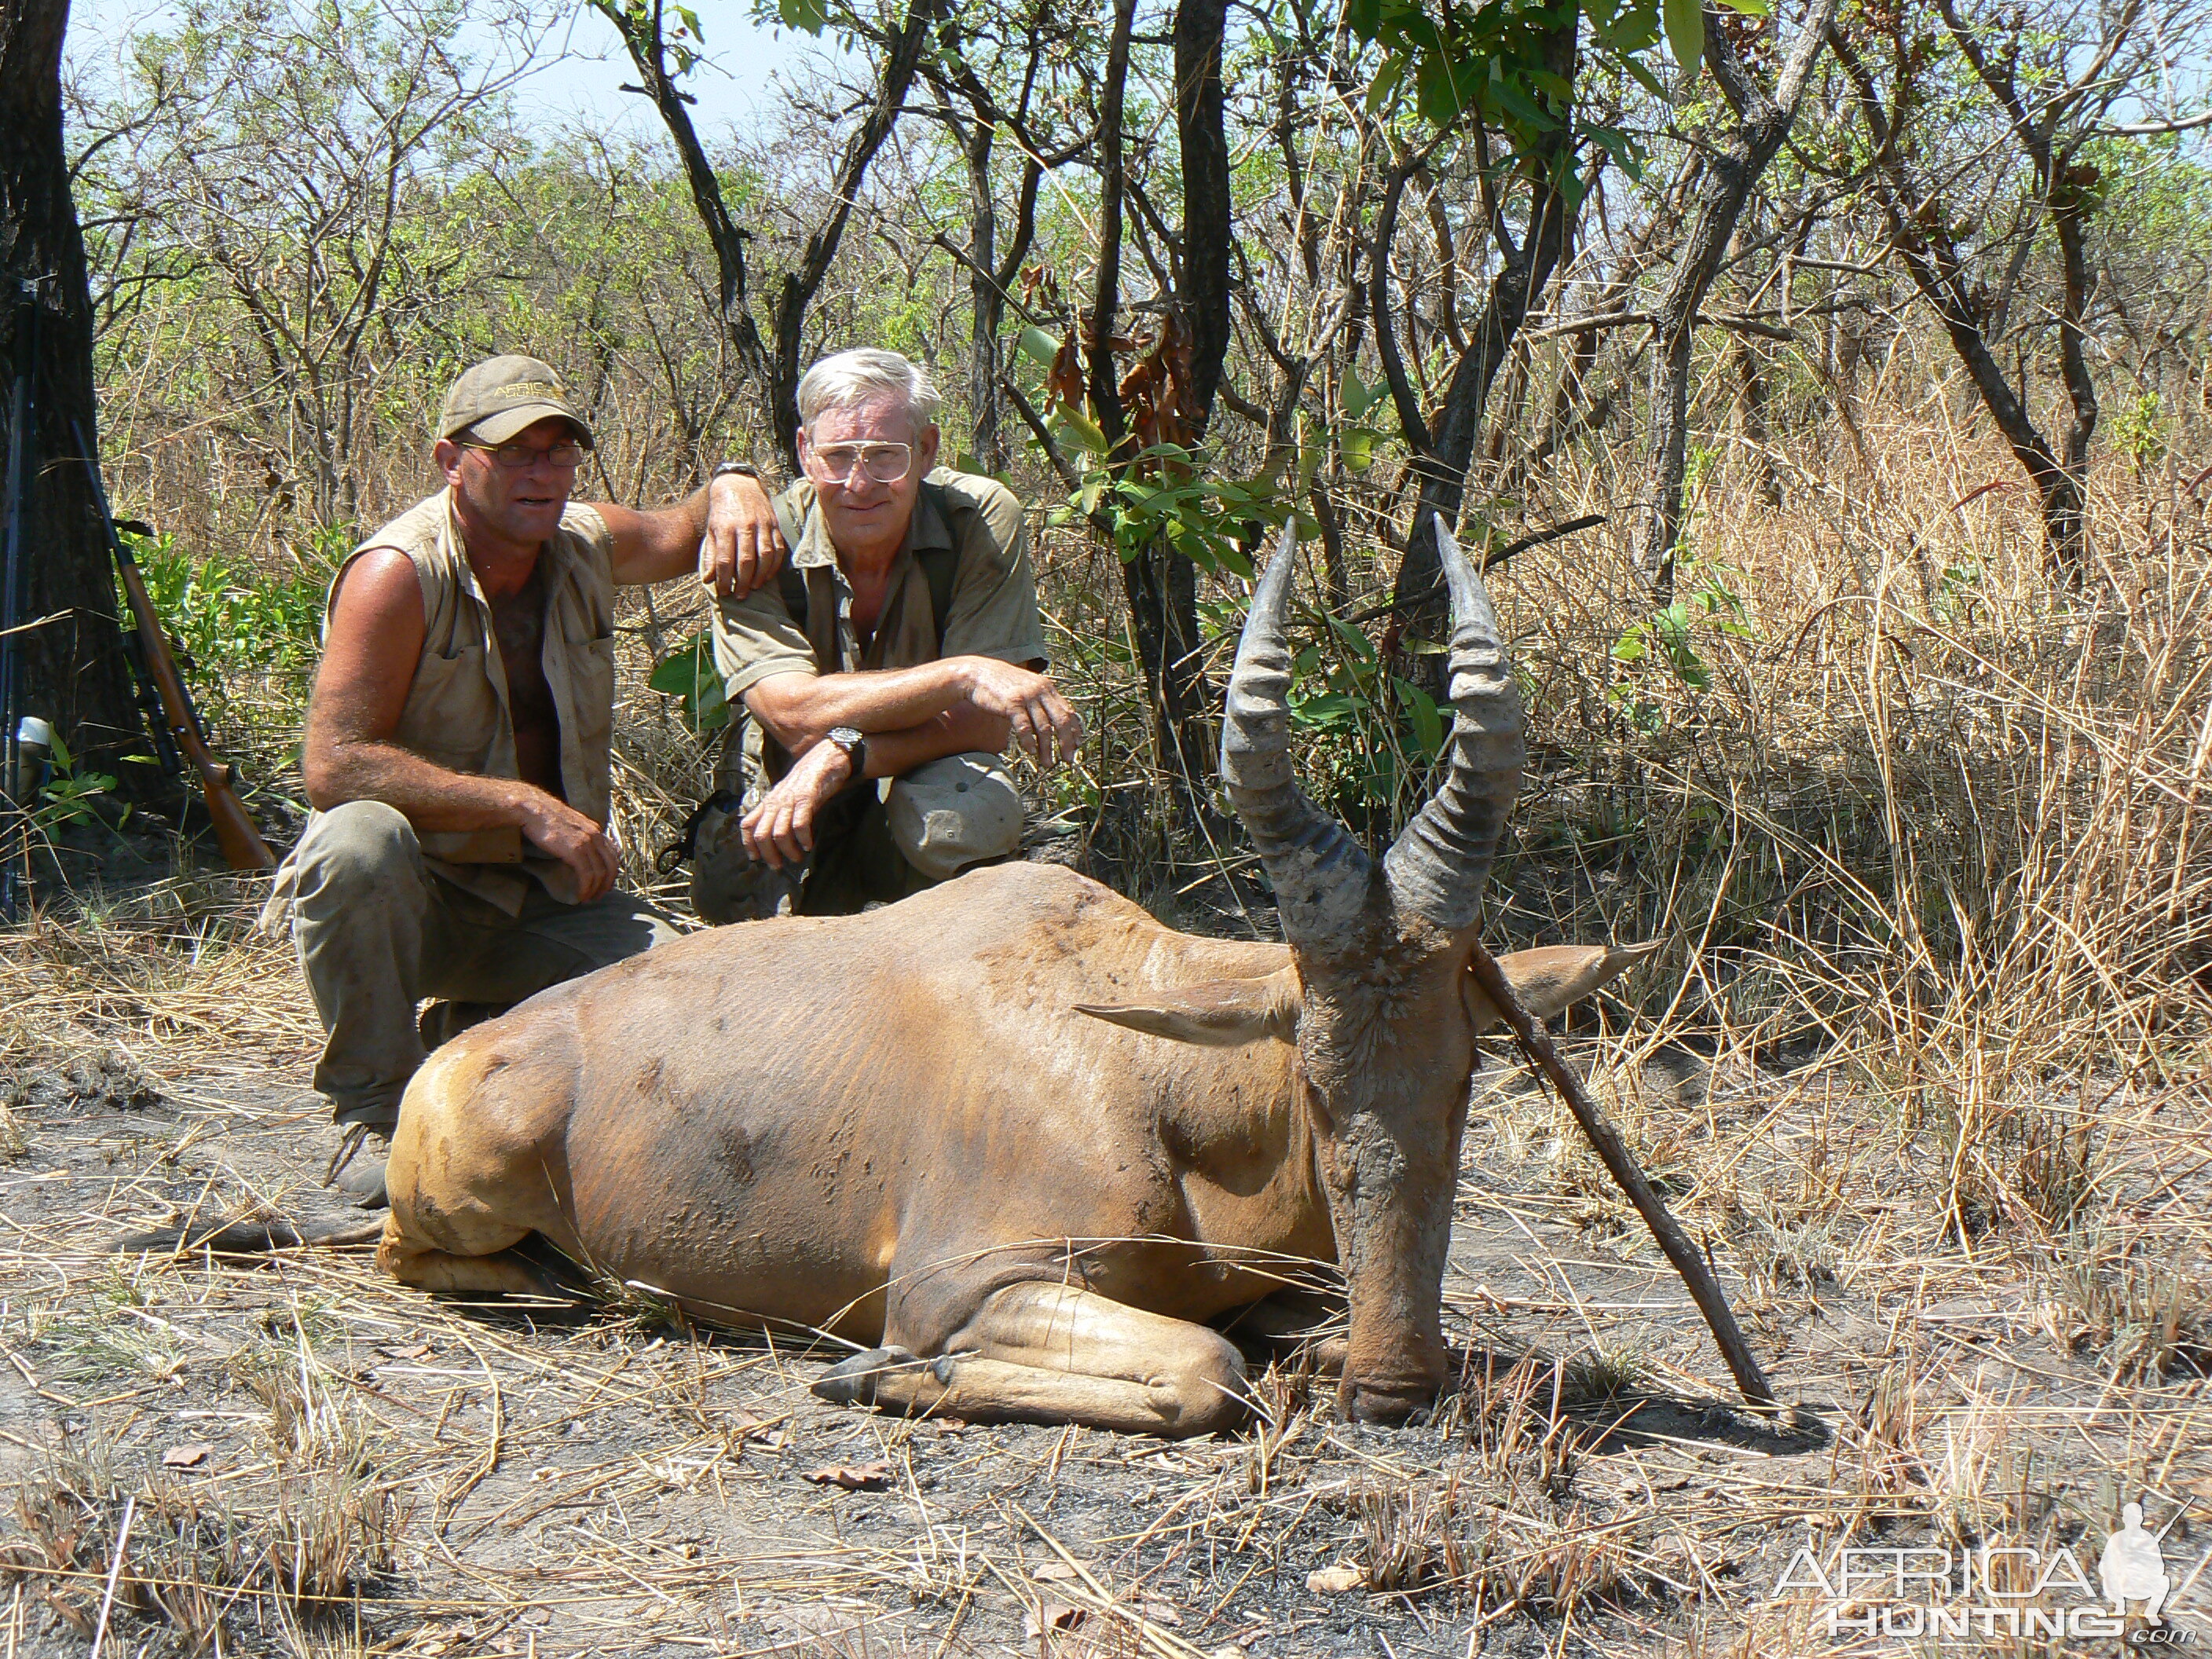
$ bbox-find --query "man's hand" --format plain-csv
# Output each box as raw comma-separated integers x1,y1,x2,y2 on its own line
515,789,621,903
961,659,1085,767
741,741,854,869
700,471,786,599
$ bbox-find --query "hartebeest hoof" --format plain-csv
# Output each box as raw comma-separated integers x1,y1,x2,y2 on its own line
1341,1379,1436,1427
813,1346,932,1407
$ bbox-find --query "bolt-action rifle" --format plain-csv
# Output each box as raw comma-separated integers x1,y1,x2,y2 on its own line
71,419,274,871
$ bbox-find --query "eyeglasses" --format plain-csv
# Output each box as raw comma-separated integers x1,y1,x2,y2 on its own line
806,441,914,486
461,440,587,471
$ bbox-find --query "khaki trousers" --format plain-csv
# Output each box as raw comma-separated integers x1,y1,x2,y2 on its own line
292,800,679,1129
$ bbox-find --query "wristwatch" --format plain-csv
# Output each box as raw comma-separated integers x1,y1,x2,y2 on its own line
712,460,764,485
825,725,867,781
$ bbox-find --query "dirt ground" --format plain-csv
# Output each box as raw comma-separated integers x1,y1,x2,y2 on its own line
2,878,2210,1657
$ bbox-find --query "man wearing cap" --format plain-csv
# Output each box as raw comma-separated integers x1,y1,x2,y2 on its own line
278,354,786,1207
701,347,1082,920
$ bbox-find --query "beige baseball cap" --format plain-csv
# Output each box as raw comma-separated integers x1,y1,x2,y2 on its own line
884,754,1025,881
437,354,594,447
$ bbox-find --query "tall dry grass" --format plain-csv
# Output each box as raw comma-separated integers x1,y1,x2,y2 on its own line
1474,372,2212,1241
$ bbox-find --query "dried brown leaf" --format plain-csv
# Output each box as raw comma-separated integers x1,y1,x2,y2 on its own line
801,1460,892,1491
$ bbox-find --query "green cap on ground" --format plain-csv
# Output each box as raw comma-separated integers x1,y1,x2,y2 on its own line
437,355,594,447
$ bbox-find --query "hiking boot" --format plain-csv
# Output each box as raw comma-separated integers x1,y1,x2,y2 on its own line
324,1120,394,1211
417,999,508,1051
689,798,803,924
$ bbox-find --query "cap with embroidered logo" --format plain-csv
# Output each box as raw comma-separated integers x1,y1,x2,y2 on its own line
437,354,595,447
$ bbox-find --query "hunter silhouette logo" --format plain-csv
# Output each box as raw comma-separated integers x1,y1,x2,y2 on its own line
2104,1503,2173,1621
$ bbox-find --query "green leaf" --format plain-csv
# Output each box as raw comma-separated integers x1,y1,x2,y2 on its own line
1400,680,1445,756
1664,0,1705,81
1052,405,1110,458
1016,325,1059,368
1364,53,1407,115
777,0,826,33
646,640,710,696
648,633,733,735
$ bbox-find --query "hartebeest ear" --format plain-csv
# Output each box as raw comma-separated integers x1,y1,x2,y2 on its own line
1463,942,1661,1031
1075,967,1302,1047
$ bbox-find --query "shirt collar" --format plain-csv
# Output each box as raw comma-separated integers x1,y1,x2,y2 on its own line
791,474,946,573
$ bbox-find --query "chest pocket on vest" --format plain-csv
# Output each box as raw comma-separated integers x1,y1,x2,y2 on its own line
405,642,503,771
564,633,618,768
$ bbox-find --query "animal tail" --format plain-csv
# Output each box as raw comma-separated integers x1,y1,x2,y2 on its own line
115,1209,385,1256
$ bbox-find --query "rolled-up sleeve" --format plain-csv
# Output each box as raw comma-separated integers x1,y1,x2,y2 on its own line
712,584,817,699
939,479,1049,669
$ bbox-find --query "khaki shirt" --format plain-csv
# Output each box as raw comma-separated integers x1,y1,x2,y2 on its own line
712,469,1049,700
271,489,619,921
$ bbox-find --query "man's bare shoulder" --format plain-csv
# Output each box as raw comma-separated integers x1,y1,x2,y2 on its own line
328,547,426,635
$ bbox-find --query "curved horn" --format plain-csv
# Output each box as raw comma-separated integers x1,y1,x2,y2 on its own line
1221,525,1375,947
1382,516,1526,933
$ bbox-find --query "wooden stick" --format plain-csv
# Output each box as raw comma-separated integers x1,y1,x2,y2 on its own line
86,1495,134,1659
1463,939,1780,1412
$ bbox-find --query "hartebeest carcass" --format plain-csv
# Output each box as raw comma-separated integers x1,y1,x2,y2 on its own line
147,528,1645,1435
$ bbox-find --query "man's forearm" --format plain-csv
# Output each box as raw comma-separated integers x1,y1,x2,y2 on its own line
745,660,976,749
306,742,548,831
613,485,712,583
852,703,1013,778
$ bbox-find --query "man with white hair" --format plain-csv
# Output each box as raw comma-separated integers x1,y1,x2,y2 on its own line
703,347,1082,918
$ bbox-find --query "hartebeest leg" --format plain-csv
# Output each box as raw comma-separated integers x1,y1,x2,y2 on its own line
374,1216,565,1296
373,1064,570,1298
1224,1288,1350,1375
815,1284,1250,1438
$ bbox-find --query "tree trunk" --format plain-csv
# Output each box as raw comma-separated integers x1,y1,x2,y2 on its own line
958,116,1006,472
2,0,154,800
1732,335,1782,507
1084,0,1221,826
1379,15,1580,699
1173,0,1232,424
1635,0,1835,599
1834,9,2097,584
595,0,772,441
602,0,940,467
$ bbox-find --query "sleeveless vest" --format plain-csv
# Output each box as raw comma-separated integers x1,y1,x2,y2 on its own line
290,489,620,915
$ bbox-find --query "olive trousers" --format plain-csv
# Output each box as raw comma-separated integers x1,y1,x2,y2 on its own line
288,800,679,1130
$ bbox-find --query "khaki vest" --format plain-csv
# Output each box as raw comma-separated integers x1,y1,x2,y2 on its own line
267,489,619,921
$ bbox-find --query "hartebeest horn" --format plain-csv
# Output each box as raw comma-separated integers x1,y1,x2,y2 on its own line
1382,516,1526,934
1221,524,1375,946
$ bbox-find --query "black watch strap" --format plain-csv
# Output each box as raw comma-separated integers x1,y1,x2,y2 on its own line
827,726,867,780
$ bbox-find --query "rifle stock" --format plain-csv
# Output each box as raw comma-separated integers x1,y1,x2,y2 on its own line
72,419,273,872
111,557,275,870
